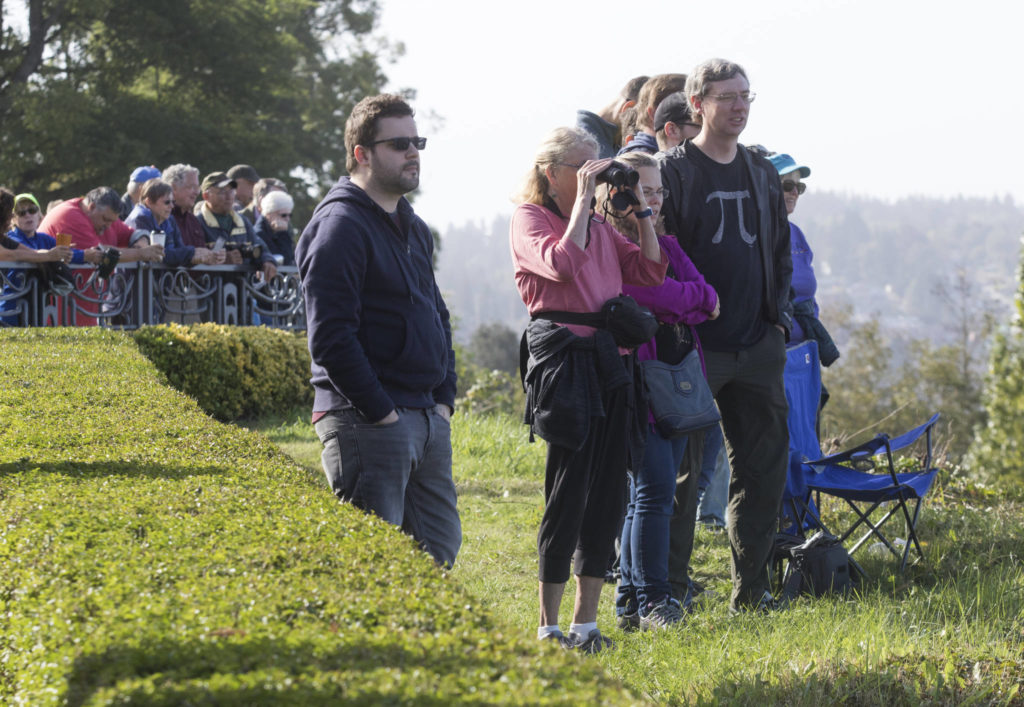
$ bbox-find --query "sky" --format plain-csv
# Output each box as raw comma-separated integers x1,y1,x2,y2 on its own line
375,0,1023,232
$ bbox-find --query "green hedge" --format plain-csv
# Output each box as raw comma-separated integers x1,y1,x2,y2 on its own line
132,323,313,421
0,329,637,705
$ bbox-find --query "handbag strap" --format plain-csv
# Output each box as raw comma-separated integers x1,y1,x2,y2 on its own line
531,309,604,328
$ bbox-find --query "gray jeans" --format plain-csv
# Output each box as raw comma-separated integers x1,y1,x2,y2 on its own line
314,406,461,568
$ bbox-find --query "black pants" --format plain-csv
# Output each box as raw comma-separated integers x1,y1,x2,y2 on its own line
538,384,630,584
704,326,789,609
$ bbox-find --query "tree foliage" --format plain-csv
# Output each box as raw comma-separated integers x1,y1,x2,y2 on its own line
468,321,520,375
0,0,399,218
820,269,997,465
966,237,1024,487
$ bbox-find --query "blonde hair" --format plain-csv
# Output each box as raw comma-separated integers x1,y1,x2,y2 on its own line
513,127,599,206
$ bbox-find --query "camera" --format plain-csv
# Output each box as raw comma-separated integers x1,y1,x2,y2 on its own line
597,160,641,211
224,241,262,262
96,245,121,280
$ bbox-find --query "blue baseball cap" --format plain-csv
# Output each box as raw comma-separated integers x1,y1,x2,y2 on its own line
130,165,162,183
767,153,810,178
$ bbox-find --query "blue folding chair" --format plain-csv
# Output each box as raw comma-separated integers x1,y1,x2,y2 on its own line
780,341,824,537
802,413,941,573
775,341,835,588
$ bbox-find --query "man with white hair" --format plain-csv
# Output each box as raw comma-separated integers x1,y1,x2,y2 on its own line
164,163,225,265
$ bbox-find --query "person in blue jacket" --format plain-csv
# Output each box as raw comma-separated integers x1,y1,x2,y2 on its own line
2,193,101,325
125,178,219,267
767,152,839,366
295,93,460,569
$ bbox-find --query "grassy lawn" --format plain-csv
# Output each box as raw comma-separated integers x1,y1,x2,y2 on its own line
251,407,1024,705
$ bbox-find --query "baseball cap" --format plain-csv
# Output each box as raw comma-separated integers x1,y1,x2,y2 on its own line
130,165,162,183
654,92,693,133
767,153,811,178
226,164,260,182
201,172,238,191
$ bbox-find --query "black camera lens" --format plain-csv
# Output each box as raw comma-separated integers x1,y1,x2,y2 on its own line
597,160,641,210
596,161,640,189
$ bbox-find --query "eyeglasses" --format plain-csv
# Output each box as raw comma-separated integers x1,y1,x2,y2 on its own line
705,91,756,105
16,206,39,216
782,180,806,195
642,187,669,200
371,136,427,151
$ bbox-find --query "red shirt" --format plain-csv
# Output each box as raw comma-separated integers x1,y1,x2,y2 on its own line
39,197,134,250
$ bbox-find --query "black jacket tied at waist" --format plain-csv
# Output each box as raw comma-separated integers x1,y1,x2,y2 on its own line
522,319,645,467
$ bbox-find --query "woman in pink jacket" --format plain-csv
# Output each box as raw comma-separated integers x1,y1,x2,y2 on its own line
510,127,666,653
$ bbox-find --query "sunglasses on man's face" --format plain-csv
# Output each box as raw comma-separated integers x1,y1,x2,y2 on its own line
782,180,807,195
370,136,427,151
16,206,39,216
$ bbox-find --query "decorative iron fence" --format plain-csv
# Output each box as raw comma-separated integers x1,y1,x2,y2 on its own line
0,262,305,329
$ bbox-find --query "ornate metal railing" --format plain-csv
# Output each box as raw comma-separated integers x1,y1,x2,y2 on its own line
0,262,305,329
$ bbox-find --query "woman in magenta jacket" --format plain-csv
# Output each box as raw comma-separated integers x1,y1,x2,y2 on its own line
599,150,719,630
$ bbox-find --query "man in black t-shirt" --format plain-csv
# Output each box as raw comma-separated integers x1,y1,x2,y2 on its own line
658,58,793,613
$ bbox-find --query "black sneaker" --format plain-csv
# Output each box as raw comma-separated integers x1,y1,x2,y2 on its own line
639,599,684,630
616,611,640,632
567,628,615,654
729,590,790,616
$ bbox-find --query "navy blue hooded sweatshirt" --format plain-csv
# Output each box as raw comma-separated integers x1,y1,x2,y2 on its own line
295,177,456,421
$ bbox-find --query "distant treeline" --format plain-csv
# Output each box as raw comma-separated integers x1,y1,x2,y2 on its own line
437,192,1023,345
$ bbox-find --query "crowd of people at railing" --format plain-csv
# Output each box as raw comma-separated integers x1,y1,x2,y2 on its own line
1,164,301,326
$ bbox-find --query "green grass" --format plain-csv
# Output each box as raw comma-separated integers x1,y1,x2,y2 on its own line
0,329,639,705
6,326,1022,704
251,408,1024,705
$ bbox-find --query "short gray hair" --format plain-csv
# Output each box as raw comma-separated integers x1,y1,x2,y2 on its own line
685,58,748,104
162,163,200,188
83,186,122,212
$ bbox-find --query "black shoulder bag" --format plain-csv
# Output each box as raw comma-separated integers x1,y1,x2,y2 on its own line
532,294,658,349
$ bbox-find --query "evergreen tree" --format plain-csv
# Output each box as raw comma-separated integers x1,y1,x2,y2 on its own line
966,237,1024,486
1,0,398,219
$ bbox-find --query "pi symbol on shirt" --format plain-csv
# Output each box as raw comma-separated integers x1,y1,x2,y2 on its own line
706,190,757,245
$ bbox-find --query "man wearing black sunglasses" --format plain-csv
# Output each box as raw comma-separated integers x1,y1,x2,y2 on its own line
296,94,460,569
658,58,793,615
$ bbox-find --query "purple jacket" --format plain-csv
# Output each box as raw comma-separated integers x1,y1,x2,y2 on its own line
624,234,718,423
623,234,718,365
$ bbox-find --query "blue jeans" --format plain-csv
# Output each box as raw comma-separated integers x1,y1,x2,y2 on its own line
696,423,729,528
616,427,687,615
314,406,462,568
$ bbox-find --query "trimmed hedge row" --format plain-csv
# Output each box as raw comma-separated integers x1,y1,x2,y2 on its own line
132,323,313,421
0,329,637,705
